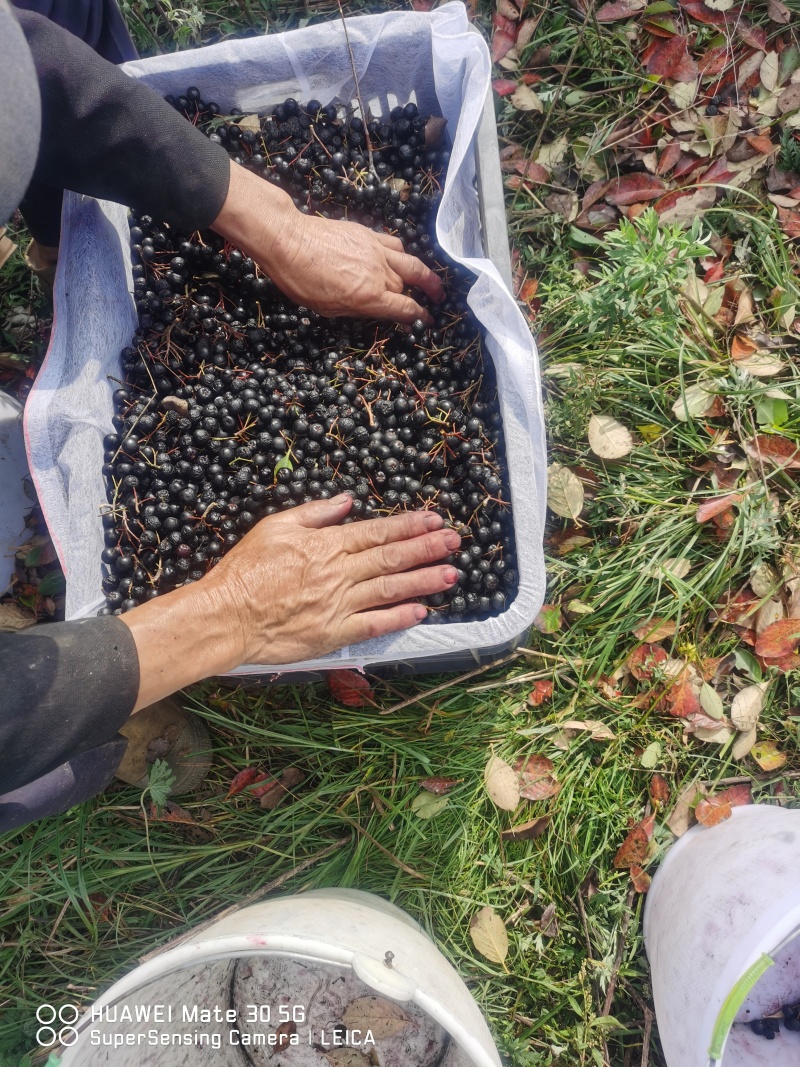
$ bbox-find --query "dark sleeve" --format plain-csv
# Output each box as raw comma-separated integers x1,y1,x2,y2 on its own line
17,9,231,231
0,617,139,794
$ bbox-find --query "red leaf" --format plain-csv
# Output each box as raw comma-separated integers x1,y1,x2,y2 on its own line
148,800,199,825
514,754,561,800
696,492,743,523
744,435,800,469
327,669,376,707
511,159,551,183
754,619,800,659
251,775,280,798
605,174,667,206
698,45,730,77
646,35,689,79
420,776,460,795
677,0,728,27
597,0,646,22
639,811,657,840
627,642,668,681
717,783,752,809
630,866,652,893
528,679,554,706
739,23,767,51
614,826,649,868
492,78,518,97
658,140,684,175
667,681,701,718
699,158,737,186
491,13,517,63
778,208,800,240
695,795,732,827
650,774,671,806
410,0,434,9
227,767,269,799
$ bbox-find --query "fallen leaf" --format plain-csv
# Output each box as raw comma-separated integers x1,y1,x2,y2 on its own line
411,792,450,819
492,13,517,63
596,0,647,21
633,617,677,642
655,186,717,225
777,83,800,116
226,767,269,799
528,679,554,706
509,158,551,183
718,783,752,808
469,906,509,963
492,78,518,97
650,773,671,805
737,353,785,378
767,0,791,22
755,618,800,658
538,901,558,937
779,208,800,240
613,826,649,869
760,52,780,92
696,493,743,523
695,795,732,826
746,434,800,469
274,1022,296,1049
756,598,785,634
516,16,540,51
496,0,520,19
668,680,701,718
640,741,661,769
515,754,561,800
588,415,634,459
510,84,544,112
672,383,716,422
732,730,755,767
424,116,448,148
605,174,667,206
558,720,616,741
536,135,569,169
647,35,696,81
667,780,707,836
341,997,411,1040
699,682,725,720
501,815,551,841
148,800,199,825
327,670,375,707
627,643,669,681
630,867,652,893
751,740,787,771
420,776,460,794
547,464,584,519
0,602,36,632
533,603,562,634
258,767,304,810
666,78,699,110
484,754,520,811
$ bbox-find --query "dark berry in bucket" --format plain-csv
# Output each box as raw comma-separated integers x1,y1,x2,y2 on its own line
99,93,519,622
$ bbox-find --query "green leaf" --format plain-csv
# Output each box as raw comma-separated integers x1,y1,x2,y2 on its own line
410,792,449,820
147,759,176,811
734,648,763,683
640,742,661,769
38,572,66,597
24,545,42,568
568,226,604,249
273,453,293,477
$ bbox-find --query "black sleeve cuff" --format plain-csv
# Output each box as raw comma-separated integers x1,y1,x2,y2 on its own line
0,617,139,794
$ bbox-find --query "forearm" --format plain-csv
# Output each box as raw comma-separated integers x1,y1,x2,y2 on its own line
17,9,230,230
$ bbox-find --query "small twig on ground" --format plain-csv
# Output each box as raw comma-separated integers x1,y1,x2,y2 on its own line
138,836,350,962
466,667,557,693
707,770,800,787
602,883,637,1017
619,978,654,1067
336,0,375,176
379,650,522,715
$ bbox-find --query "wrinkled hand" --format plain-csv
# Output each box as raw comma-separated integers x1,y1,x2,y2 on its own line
201,494,459,666
211,160,443,324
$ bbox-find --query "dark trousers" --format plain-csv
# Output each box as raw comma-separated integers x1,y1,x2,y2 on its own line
15,0,138,246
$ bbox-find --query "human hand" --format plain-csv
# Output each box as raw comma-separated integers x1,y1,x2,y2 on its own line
121,497,459,709
211,160,444,324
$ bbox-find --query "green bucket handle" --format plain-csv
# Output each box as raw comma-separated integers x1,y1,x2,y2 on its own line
707,953,774,1063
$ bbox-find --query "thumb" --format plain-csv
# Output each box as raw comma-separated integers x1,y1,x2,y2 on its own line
272,493,353,530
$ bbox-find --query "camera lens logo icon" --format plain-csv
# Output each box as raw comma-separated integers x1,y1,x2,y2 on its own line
36,1004,80,1047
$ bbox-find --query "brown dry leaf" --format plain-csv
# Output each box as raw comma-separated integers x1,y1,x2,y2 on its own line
469,906,509,964
588,415,633,459
718,783,752,808
633,617,677,642
274,1022,296,1049
424,116,448,148
732,725,757,761
538,902,558,937
756,598,784,634
777,83,800,116
495,0,520,19
655,186,717,224
630,866,652,893
558,720,616,741
734,289,755,325
342,997,412,1040
547,464,584,520
0,233,17,271
613,826,649,869
605,173,667,206
596,0,647,20
528,679,554,706
0,602,36,632
751,740,788,771
501,815,551,841
484,754,520,811
510,84,544,112
695,795,733,827
148,800,199,826
667,780,708,837
744,435,800,470
514,754,561,800
754,618,800,658
627,642,669,681
237,113,261,131
768,0,791,21
420,776,460,795
696,493,743,523
760,52,780,93
650,774,671,806
516,16,539,51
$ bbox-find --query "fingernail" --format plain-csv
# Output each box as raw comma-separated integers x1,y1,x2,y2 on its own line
424,512,443,530
444,531,461,550
413,604,428,620
330,492,352,505
444,567,458,585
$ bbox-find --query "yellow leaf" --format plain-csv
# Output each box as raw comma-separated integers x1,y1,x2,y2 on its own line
469,906,509,964
751,740,787,771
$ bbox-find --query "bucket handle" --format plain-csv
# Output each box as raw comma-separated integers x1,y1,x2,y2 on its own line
707,953,774,1064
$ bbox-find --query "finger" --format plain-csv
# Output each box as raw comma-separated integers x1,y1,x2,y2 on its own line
373,291,433,327
352,528,460,582
386,250,445,303
270,493,353,529
340,508,444,553
374,232,405,254
342,602,429,644
350,564,459,612
385,268,404,295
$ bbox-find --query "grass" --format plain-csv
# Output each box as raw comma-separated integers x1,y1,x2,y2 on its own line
2,2,800,1066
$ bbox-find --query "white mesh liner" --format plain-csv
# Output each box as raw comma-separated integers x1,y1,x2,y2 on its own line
24,2,546,672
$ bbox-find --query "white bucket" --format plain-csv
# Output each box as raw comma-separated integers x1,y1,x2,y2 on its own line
57,888,502,1065
0,389,32,589
644,804,800,1066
